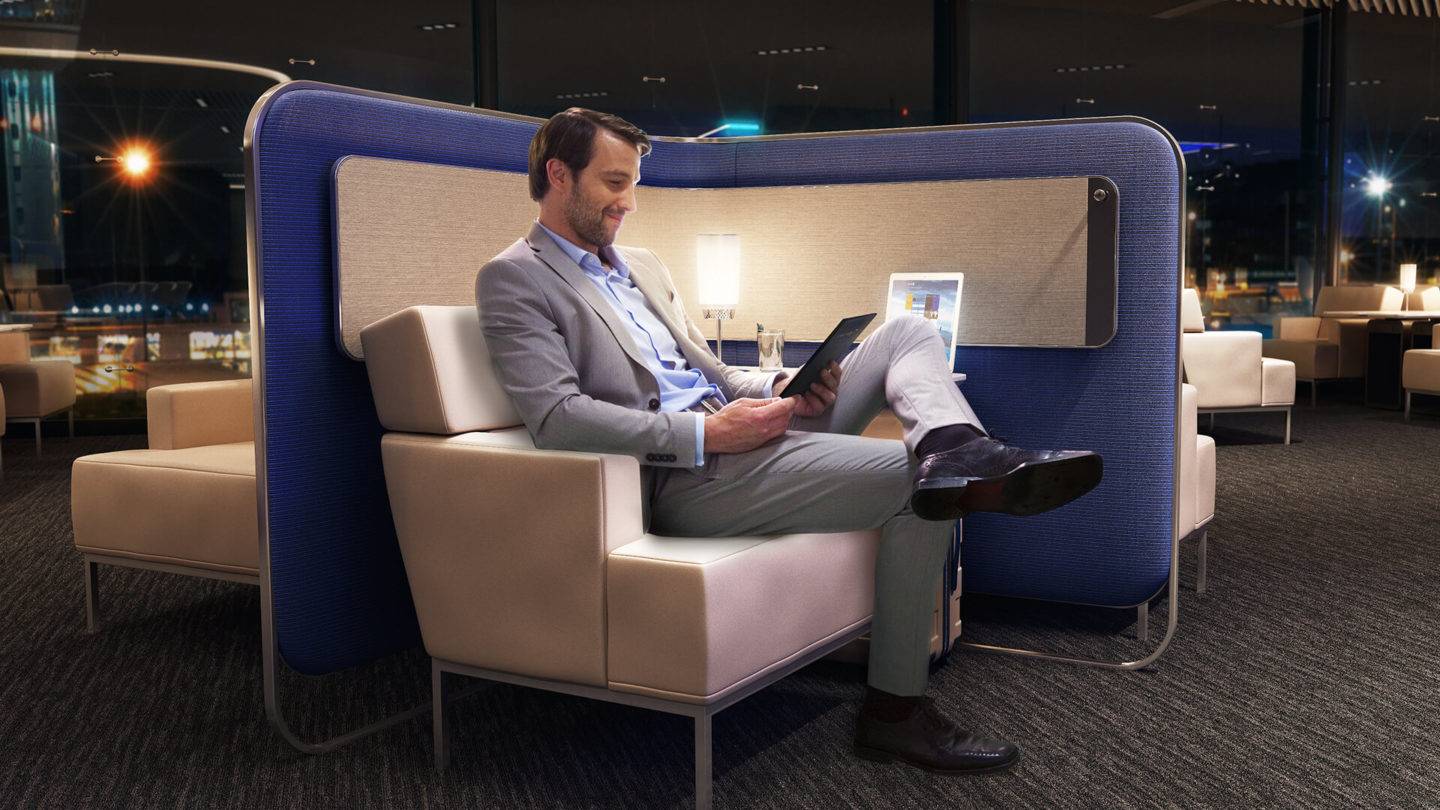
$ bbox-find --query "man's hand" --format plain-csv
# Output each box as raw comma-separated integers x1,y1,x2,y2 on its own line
776,361,841,419
703,397,798,454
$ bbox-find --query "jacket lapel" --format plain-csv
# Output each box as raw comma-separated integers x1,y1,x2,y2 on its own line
526,223,653,371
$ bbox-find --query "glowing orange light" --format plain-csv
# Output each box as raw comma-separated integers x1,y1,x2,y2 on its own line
122,148,152,177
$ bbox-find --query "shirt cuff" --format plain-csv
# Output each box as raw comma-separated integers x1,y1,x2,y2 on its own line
762,371,784,398
694,411,705,467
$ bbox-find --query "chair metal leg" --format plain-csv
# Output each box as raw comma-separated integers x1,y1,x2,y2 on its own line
695,711,713,810
1208,412,1215,432
1405,391,1412,422
67,408,74,438
1284,408,1292,444
1310,380,1317,408
432,660,449,773
1197,529,1208,595
84,560,100,633
32,417,41,457
1135,604,1148,641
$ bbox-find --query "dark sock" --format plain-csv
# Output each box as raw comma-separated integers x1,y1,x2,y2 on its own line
915,423,987,459
862,686,924,722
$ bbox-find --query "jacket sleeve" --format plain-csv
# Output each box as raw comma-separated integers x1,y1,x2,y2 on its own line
476,257,699,468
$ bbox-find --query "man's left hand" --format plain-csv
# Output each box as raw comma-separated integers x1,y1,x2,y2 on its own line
778,361,841,419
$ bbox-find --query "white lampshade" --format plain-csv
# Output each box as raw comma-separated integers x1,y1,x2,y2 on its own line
1400,263,1418,293
696,233,740,308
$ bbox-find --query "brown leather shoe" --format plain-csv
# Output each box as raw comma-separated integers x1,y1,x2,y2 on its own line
854,696,1019,774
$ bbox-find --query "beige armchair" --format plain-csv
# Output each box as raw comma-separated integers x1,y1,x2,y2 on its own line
1407,286,1440,312
361,305,883,808
1263,285,1403,405
1181,288,1295,443
0,329,75,454
70,379,258,632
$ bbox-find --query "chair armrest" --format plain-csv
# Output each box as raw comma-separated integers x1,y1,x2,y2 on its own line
1260,358,1296,406
1181,331,1263,408
1277,316,1320,340
1263,339,1336,380
379,431,645,686
146,379,253,449
1178,384,1198,538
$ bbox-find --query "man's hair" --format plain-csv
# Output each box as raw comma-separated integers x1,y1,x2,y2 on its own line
528,107,651,201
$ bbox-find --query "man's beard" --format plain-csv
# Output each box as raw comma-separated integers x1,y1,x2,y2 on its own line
565,188,615,249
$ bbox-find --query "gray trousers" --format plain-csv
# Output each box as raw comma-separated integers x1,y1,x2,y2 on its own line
650,315,982,695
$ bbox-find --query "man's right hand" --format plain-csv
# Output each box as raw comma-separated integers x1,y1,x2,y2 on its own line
703,397,797,454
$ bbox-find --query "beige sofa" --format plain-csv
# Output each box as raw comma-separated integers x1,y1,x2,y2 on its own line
0,329,75,454
70,379,258,631
360,305,1217,803
1181,288,1295,443
1263,285,1403,405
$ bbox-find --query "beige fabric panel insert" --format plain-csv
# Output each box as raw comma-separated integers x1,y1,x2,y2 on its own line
335,157,1092,358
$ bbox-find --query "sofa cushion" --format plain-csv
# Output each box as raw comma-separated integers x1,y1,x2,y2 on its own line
71,442,258,574
606,529,880,704
361,305,522,435
0,361,75,417
1404,349,1440,393
1196,435,1215,527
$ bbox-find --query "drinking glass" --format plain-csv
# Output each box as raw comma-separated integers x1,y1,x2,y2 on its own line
757,328,785,370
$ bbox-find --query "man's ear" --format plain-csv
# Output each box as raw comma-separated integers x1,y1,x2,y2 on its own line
546,158,569,191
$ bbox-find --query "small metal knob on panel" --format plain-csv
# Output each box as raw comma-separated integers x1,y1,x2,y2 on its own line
1092,188,1109,203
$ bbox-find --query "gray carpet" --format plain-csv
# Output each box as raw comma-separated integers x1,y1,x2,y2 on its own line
2,399,1439,808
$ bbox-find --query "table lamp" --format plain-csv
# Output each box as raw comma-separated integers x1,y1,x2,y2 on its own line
1400,263,1418,311
697,233,740,361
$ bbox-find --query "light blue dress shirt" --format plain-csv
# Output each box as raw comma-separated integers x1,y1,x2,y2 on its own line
537,221,727,466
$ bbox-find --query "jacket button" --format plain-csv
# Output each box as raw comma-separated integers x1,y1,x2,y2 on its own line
647,398,660,411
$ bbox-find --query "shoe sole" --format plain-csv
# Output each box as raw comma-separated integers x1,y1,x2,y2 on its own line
853,744,1021,774
910,453,1103,521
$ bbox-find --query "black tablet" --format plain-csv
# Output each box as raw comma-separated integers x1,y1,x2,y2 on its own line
779,313,877,398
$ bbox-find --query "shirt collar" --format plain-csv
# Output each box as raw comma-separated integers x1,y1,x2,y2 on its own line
535,220,629,280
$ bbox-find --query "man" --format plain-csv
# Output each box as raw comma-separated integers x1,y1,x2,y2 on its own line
476,108,1103,774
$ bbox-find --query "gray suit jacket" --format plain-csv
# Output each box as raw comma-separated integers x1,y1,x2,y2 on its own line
476,222,771,485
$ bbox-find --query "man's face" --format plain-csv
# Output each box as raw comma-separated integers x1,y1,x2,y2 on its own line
558,130,641,250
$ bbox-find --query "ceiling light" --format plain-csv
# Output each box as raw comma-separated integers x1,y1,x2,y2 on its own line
417,21,458,31
219,125,231,134
756,44,829,56
194,97,208,108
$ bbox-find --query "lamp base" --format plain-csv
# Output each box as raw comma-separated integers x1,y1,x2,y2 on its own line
701,308,734,362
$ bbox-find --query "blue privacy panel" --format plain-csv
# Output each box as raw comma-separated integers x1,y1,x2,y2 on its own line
734,123,1181,606
251,82,1178,676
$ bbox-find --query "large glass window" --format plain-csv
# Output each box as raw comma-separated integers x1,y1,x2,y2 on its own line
969,0,1315,337
0,1,472,422
1340,11,1439,290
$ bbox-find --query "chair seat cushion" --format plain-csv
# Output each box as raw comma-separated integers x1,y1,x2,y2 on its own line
0,361,76,418
606,529,880,704
1404,349,1440,392
71,442,258,574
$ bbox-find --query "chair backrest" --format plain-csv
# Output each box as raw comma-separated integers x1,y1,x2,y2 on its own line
1315,285,1402,316
1408,286,1440,311
1180,287,1205,333
360,305,521,435
0,331,29,363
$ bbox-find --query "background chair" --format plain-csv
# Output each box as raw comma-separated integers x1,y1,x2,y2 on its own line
1407,286,1440,312
71,379,258,632
1263,285,1402,405
1403,349,1440,421
0,329,75,454
1181,288,1295,443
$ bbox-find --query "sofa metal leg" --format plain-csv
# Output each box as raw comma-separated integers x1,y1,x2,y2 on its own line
432,660,449,773
695,710,713,810
1405,391,1412,422
1135,604,1148,641
84,560,100,633
1207,412,1215,432
1284,408,1292,445
1197,530,1208,595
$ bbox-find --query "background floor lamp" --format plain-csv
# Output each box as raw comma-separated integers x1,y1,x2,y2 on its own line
697,233,739,361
